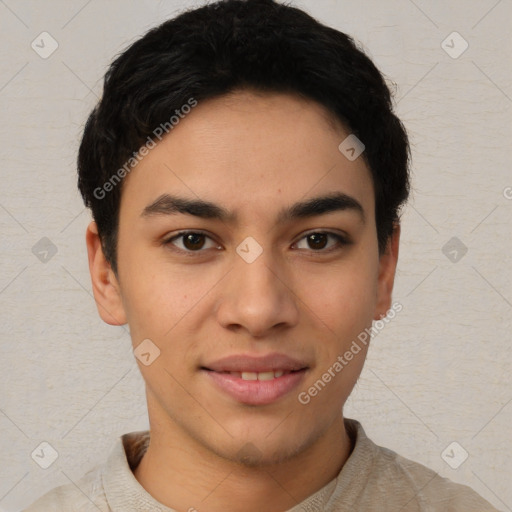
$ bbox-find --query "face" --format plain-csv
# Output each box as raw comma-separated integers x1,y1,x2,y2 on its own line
87,90,399,466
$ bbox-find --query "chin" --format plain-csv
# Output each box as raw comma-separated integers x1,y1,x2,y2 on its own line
213,425,322,469
229,441,302,468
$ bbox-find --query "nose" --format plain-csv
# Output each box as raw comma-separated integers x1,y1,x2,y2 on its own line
215,248,300,338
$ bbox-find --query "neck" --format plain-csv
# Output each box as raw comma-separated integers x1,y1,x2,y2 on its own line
133,410,353,512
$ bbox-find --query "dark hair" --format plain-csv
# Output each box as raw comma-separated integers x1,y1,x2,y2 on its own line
78,0,410,274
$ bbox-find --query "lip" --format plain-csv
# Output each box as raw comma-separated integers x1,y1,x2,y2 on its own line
203,368,307,405
202,353,308,373
201,353,309,406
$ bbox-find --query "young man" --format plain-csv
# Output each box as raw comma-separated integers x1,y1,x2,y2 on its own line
25,0,500,510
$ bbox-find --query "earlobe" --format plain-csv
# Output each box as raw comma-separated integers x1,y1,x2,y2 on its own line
85,221,127,326
373,223,400,320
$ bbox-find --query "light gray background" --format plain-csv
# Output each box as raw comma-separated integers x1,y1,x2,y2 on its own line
0,1,511,510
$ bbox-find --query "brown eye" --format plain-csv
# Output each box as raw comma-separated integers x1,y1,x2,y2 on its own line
307,233,328,250
182,233,206,250
294,231,348,252
165,231,219,252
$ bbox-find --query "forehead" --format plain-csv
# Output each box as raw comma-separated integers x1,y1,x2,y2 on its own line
119,90,375,225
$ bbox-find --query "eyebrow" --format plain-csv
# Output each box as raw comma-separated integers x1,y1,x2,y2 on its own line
141,192,365,224
278,192,365,224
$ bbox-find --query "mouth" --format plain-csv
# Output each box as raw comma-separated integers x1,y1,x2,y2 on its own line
200,353,309,405
203,369,303,380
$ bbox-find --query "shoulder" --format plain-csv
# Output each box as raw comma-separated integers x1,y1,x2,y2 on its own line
22,463,108,512
23,431,150,512
348,420,500,511
375,446,498,510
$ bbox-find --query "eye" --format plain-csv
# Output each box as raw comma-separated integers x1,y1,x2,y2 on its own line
294,231,349,252
164,231,220,252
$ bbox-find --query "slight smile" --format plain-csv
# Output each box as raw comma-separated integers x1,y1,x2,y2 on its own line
201,353,310,406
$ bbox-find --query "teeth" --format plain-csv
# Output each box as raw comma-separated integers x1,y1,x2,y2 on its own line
241,372,258,381
257,371,275,381
238,371,288,381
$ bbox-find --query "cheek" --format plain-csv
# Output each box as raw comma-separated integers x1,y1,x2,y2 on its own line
122,279,188,342
118,248,219,347
301,270,374,410
298,256,379,333
116,248,178,341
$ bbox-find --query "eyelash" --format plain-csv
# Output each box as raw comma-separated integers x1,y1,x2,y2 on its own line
162,230,350,255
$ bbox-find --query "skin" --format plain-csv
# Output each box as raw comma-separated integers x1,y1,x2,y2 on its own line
86,89,400,512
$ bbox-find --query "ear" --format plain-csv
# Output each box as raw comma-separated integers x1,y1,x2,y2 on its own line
373,223,400,320
85,221,127,325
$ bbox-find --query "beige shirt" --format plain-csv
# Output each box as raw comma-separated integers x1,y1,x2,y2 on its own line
24,419,501,511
